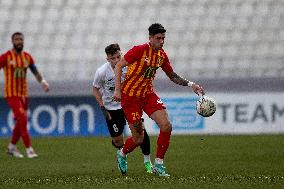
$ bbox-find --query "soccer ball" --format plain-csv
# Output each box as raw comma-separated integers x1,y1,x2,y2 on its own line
196,95,216,117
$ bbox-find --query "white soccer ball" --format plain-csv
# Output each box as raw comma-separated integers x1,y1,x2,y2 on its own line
196,95,216,117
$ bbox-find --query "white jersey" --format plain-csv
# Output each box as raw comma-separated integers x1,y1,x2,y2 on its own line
92,62,126,110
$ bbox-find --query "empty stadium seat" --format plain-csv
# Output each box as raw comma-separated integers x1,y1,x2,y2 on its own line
0,0,282,81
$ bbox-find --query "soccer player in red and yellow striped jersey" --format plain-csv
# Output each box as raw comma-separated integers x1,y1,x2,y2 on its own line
0,32,49,158
113,23,205,176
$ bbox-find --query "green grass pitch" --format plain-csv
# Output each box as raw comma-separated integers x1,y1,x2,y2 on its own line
0,135,283,189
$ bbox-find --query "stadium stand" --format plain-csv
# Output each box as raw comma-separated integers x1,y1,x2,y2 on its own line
0,0,283,82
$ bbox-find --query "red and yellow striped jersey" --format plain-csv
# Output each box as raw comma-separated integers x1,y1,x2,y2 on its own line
122,43,173,97
0,50,35,97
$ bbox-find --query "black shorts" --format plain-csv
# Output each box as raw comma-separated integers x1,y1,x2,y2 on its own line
105,108,126,137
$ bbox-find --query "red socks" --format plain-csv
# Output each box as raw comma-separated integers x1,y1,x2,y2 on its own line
156,130,171,159
122,130,171,160
122,137,139,154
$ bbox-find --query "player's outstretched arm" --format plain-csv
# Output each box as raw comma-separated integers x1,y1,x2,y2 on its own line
166,71,205,96
29,64,49,92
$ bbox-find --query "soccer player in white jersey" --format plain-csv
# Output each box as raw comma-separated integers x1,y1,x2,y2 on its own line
92,43,153,173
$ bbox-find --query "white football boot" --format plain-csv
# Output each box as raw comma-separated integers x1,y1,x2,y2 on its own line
26,147,38,158
7,147,24,158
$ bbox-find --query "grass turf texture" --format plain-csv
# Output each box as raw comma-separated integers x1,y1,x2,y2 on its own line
0,135,283,189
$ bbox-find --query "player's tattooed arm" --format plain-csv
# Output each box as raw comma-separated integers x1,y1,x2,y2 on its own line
167,71,189,86
167,71,205,95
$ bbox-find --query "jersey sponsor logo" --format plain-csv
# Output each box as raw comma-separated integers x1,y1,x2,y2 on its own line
105,77,115,91
14,67,26,78
143,66,158,78
109,87,115,91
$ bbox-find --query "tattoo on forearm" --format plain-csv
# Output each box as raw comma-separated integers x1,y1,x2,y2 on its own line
168,72,189,86
133,122,143,134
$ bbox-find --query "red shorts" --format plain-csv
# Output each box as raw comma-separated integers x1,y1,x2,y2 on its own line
121,92,166,124
5,97,28,117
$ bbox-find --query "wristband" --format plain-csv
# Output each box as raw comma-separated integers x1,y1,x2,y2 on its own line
187,81,195,87
41,79,47,84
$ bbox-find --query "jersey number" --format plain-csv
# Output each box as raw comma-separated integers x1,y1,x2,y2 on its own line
113,124,119,133
131,112,140,121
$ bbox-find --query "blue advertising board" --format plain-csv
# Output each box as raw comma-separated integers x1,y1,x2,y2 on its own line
162,97,204,130
0,96,109,137
0,95,205,137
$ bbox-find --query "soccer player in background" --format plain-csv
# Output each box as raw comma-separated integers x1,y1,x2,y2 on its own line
113,23,205,176
0,32,50,158
92,43,153,173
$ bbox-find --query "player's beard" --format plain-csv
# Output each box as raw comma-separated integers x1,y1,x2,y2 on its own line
151,43,163,51
155,43,163,49
13,44,23,53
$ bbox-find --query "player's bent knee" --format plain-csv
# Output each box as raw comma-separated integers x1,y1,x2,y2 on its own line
160,121,172,132
132,121,144,134
132,136,144,146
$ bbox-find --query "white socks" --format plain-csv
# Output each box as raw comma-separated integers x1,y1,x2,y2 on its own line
143,155,151,163
155,158,163,164
119,149,126,157
26,147,34,153
8,143,16,150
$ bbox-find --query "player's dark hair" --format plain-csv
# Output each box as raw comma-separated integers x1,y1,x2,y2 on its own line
148,23,166,36
11,32,24,40
105,43,120,56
